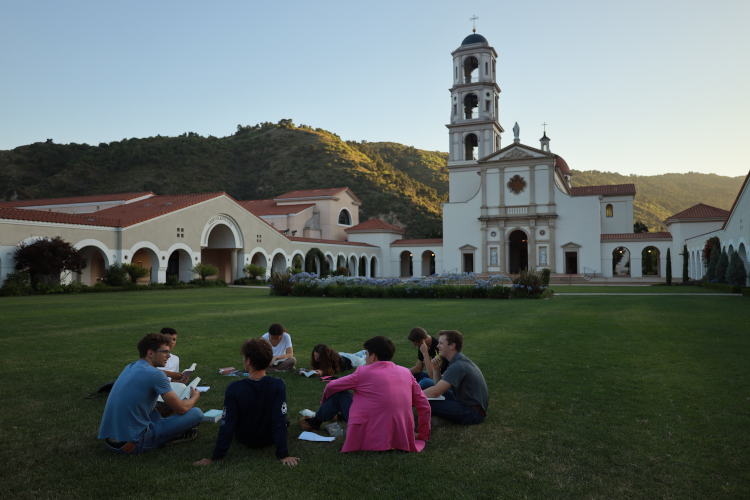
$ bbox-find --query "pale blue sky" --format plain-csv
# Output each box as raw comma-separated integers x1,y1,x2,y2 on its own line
1,0,748,177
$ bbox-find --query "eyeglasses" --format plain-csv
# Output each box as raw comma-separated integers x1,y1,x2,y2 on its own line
155,349,171,355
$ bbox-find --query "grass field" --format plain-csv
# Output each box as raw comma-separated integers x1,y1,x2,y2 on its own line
1,289,748,499
550,285,726,294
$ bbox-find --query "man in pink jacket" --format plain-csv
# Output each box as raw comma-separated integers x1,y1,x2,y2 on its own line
299,336,431,452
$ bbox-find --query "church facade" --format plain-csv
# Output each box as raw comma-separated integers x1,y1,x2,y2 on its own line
0,32,747,285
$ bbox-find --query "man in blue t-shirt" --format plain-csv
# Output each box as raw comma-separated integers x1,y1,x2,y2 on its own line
98,332,203,454
194,338,299,467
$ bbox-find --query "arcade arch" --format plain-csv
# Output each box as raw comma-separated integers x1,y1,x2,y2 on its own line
508,229,529,274
202,223,240,282
400,250,413,277
422,250,436,276
642,246,660,276
612,246,630,276
271,252,287,274
167,247,195,283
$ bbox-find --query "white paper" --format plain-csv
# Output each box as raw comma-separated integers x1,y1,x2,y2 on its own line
299,409,316,417
426,396,445,401
298,431,335,442
196,386,210,392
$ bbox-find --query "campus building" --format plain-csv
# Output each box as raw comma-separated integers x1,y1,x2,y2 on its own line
0,32,748,284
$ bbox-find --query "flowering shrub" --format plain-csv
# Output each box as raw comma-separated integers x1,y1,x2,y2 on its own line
280,272,521,299
510,269,547,298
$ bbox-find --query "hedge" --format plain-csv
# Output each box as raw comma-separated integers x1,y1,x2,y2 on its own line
700,282,745,294
289,283,514,299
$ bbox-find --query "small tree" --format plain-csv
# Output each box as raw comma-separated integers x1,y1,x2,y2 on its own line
702,236,721,269
14,236,87,286
634,221,649,233
681,245,689,282
726,249,748,286
705,244,720,282
191,262,219,281
243,263,266,279
666,248,672,285
716,248,729,284
122,263,151,284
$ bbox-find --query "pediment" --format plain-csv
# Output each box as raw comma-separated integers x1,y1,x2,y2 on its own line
479,143,554,163
560,242,582,249
459,244,477,251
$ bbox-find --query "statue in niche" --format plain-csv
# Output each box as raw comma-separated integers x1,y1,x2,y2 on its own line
540,247,547,265
490,248,498,266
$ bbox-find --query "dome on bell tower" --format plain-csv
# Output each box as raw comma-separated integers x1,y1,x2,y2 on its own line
462,33,488,45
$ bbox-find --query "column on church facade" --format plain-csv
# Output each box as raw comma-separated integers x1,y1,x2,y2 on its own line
481,225,488,274
498,221,506,273
231,249,238,283
528,221,536,271
498,166,505,216
480,168,488,217
549,220,556,273
529,167,536,212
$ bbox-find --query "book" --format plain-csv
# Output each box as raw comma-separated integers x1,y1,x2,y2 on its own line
182,363,197,378
219,367,236,375
298,369,319,378
178,377,201,399
203,409,222,423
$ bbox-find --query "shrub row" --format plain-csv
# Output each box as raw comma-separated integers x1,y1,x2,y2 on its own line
288,283,516,299
742,288,750,298
233,277,268,286
701,282,746,294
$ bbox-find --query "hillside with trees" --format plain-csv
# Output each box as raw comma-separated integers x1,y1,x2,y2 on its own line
0,119,744,236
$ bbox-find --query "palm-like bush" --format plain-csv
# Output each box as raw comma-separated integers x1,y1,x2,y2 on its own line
268,271,293,296
510,269,547,298
191,262,219,281
122,263,151,283
243,263,266,279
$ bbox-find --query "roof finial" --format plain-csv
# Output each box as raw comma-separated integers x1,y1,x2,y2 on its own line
542,122,548,134
470,15,479,33
513,122,520,144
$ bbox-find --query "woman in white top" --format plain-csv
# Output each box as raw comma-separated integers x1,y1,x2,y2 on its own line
261,323,297,372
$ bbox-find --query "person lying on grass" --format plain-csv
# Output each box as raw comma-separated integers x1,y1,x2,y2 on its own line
98,332,203,455
299,344,367,377
155,327,189,384
194,338,300,467
423,330,489,425
300,336,431,452
261,323,297,372
407,327,441,389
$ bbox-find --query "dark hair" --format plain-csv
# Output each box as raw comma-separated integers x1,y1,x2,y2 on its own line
310,344,341,376
438,330,464,352
363,336,395,362
241,338,273,371
407,327,428,342
160,327,177,336
268,323,285,337
137,333,172,358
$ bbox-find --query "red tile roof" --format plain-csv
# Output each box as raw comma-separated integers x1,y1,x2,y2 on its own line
287,236,376,247
238,199,315,216
722,169,750,229
93,192,225,227
391,238,444,246
274,187,362,204
571,184,636,197
601,232,672,241
0,207,121,227
665,203,730,221
0,192,154,208
555,156,570,174
345,218,406,233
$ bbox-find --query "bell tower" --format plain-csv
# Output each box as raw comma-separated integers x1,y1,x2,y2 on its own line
446,31,503,165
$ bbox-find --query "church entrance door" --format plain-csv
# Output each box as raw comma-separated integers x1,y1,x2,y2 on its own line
508,230,528,274
565,252,578,274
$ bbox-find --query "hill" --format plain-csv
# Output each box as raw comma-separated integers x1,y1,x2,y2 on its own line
0,119,744,236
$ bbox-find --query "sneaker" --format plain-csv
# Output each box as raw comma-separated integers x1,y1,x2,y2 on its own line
299,416,319,432
166,427,199,446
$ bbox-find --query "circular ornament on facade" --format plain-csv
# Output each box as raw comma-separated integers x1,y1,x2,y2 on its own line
540,229,546,236
507,175,527,194
490,231,497,237
162,256,165,260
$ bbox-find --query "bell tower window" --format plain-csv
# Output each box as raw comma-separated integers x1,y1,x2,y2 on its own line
463,93,479,119
464,134,479,161
463,56,479,83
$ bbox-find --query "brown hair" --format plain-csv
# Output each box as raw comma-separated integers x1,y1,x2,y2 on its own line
137,333,172,358
437,330,463,352
407,327,428,342
241,338,273,371
310,344,341,376
268,323,285,337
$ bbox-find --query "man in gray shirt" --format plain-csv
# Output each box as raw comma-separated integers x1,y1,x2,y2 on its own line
423,330,488,425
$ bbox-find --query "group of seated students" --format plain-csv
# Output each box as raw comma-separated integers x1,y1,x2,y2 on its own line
97,324,489,466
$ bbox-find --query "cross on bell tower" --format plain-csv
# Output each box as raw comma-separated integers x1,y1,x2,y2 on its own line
446,28,504,165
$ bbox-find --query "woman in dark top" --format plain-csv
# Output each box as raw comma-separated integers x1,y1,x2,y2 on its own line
302,344,367,376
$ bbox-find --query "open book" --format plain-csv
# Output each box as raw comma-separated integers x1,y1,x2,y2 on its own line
298,369,319,378
182,363,197,378
178,377,201,399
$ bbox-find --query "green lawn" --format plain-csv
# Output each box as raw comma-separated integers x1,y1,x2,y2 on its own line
551,285,726,294
1,289,748,499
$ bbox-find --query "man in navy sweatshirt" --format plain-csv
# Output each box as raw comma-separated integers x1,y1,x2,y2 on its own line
194,338,300,466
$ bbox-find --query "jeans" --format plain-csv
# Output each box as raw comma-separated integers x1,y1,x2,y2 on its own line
429,392,484,425
316,391,353,422
105,408,203,455
419,377,434,390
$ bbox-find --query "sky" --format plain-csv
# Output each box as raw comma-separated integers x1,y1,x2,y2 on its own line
1,0,749,177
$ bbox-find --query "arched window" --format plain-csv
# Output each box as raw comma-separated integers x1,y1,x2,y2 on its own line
338,209,352,225
464,134,479,161
463,56,478,83
463,93,479,119
606,204,613,217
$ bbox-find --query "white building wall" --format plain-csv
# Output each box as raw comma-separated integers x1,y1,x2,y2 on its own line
503,167,531,207
535,166,550,206
449,170,481,203
553,186,602,274
600,197,632,234
442,188,483,274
